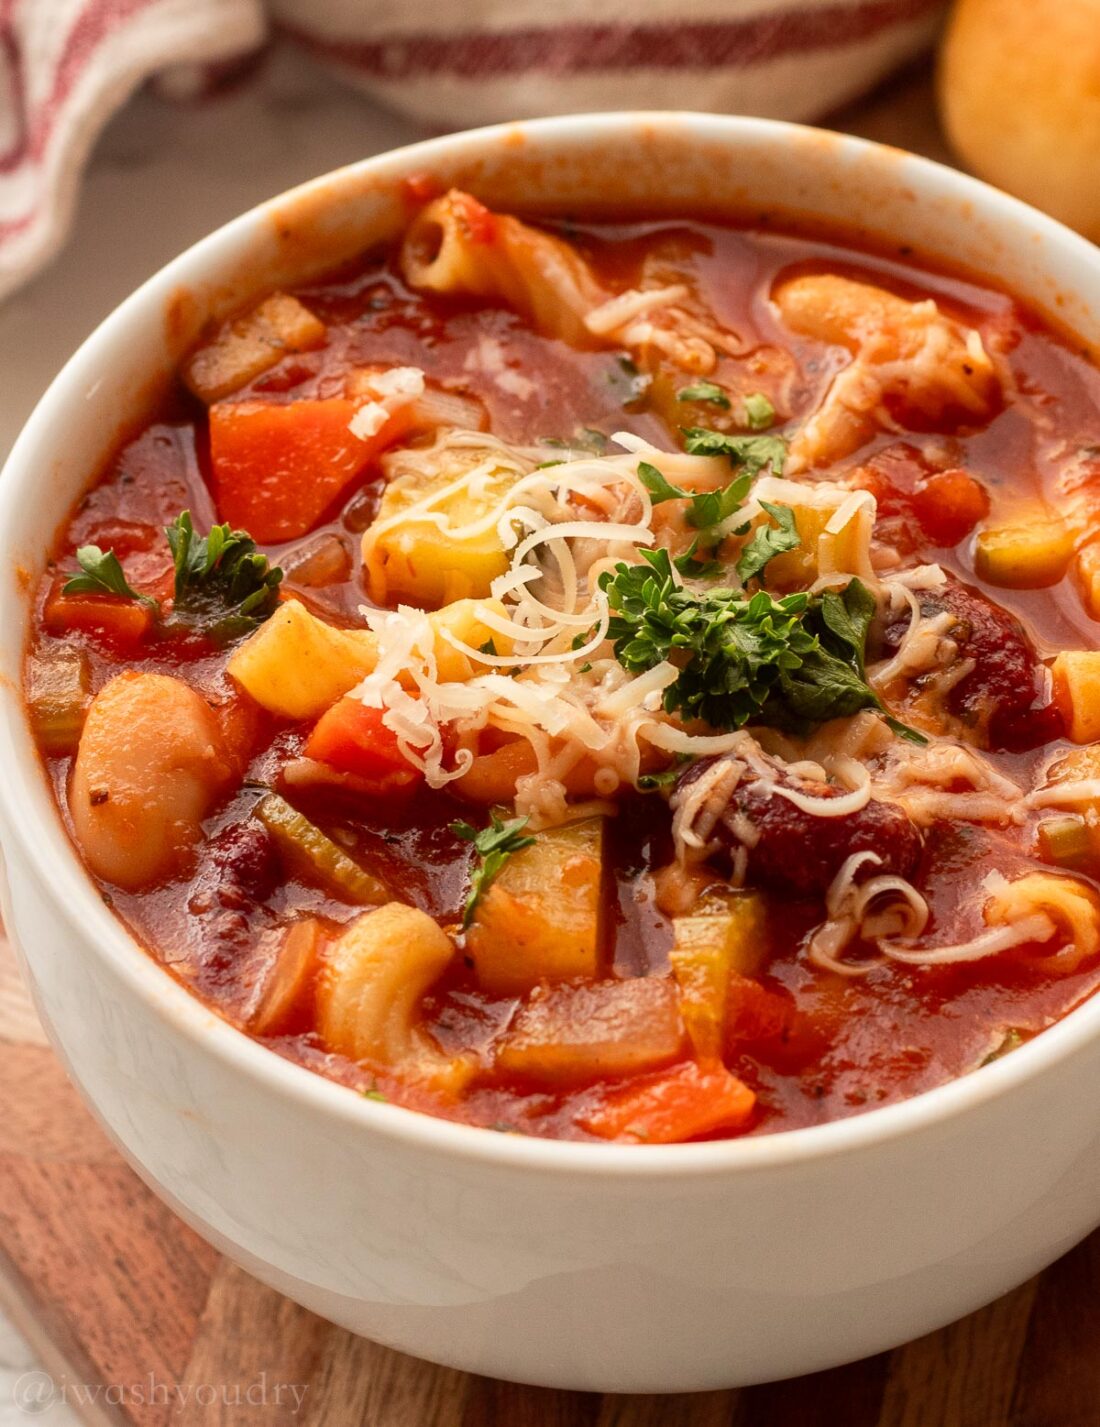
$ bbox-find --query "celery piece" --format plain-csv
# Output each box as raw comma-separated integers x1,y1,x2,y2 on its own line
27,646,91,756
1037,814,1094,871
256,794,387,905
974,521,1073,589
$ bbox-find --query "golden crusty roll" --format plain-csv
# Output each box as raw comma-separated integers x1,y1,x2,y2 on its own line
938,0,1100,241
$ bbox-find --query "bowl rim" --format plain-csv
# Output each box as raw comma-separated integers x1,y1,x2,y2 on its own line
5,108,1100,1179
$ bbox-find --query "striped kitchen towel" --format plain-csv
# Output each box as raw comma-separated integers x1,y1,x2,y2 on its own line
0,0,945,301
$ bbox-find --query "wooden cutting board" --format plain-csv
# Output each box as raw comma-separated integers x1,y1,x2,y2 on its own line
4,64,1100,1427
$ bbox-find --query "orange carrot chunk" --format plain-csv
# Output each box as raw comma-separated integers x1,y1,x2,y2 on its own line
578,1061,756,1144
44,588,154,648
304,699,418,784
209,397,414,543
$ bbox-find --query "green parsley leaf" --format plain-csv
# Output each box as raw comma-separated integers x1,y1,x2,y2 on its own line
672,537,723,580
686,473,754,533
735,501,801,585
637,461,684,506
451,813,537,928
681,427,787,477
677,381,730,409
478,638,498,657
63,547,156,606
742,393,776,430
166,511,283,643
599,553,922,740
637,755,692,792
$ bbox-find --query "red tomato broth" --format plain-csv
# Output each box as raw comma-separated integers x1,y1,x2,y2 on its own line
25,211,1100,1142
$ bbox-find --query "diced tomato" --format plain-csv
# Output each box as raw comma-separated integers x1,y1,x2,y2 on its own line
725,973,795,1044
577,1061,755,1144
304,699,419,784
852,447,989,549
209,397,416,543
911,469,990,547
43,587,153,649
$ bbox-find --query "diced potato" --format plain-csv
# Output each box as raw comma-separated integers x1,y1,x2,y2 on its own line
228,600,378,719
318,902,471,1091
430,597,513,681
495,977,686,1084
1052,651,1100,743
670,891,766,1058
184,293,326,403
256,794,388,905
229,597,509,721
466,817,603,994
1073,538,1100,620
363,449,522,606
974,519,1074,589
746,477,872,588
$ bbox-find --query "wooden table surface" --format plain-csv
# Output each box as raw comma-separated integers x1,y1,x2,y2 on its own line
2,65,1099,1427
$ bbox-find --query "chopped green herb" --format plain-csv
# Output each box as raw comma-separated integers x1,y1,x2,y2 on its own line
167,511,283,642
637,459,754,543
682,427,787,477
673,537,723,580
451,812,537,927
362,1086,388,1102
63,510,283,645
63,547,155,606
579,662,593,673
637,460,684,506
742,392,776,430
677,380,730,409
736,501,801,585
599,550,924,740
637,755,692,792
478,638,499,657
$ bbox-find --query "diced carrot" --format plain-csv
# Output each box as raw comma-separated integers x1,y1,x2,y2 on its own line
44,589,153,648
209,397,416,542
304,699,418,784
912,469,990,546
249,918,327,1036
578,1061,756,1144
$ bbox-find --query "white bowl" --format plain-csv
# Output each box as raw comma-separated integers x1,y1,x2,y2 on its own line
2,114,1100,1394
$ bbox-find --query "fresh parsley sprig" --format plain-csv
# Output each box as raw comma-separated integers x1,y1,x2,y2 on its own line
598,549,924,741
451,813,537,927
735,500,800,585
63,510,282,645
64,548,157,607
166,511,283,642
681,428,787,477
637,460,754,543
